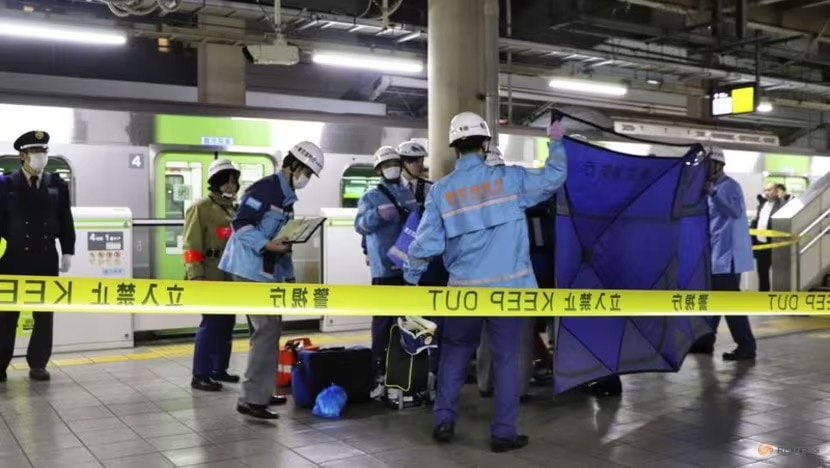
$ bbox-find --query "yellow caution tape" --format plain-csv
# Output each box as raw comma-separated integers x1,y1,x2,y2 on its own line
748,229,801,251
0,274,829,317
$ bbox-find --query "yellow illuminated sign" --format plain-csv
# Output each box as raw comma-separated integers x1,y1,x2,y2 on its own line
711,84,757,116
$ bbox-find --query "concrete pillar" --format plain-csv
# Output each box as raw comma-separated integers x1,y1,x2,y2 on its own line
197,16,246,106
427,0,500,179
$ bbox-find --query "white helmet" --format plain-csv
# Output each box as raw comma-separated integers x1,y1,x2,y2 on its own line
396,141,428,159
208,159,239,184
484,146,505,166
449,112,491,147
290,141,325,176
709,146,726,164
373,145,400,169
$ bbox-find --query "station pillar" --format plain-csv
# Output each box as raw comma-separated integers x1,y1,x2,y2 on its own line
197,16,247,106
427,0,500,179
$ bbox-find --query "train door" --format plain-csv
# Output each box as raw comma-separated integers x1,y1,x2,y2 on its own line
153,151,275,281
138,150,275,335
340,164,379,208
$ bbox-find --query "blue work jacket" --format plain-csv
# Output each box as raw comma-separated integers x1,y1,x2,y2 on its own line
708,174,754,275
355,179,419,278
219,172,296,282
404,140,567,288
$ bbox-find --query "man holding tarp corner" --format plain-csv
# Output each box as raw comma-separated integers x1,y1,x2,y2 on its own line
403,111,567,453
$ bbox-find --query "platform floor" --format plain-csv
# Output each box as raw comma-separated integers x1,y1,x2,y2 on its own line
2,316,830,467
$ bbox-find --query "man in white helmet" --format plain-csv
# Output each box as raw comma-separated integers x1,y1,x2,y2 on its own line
354,146,419,379
185,159,241,392
396,140,433,209
219,141,324,419
403,111,567,453
690,146,756,361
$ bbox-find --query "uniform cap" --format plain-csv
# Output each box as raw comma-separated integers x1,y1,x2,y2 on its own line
14,130,49,152
709,146,726,164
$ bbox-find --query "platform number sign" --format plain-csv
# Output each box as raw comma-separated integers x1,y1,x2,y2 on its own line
128,153,145,170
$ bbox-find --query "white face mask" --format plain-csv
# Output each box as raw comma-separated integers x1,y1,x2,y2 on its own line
382,167,402,180
221,192,236,200
28,152,48,172
292,173,309,190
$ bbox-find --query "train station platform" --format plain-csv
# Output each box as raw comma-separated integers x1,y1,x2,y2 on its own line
2,316,830,468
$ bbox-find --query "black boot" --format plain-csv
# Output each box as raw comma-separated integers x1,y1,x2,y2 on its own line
211,371,240,383
29,368,50,381
491,435,529,453
432,422,455,443
191,376,222,392
236,402,279,419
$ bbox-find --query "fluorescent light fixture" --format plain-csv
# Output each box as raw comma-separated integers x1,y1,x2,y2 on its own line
757,101,773,113
0,18,127,46
549,77,627,97
646,78,661,85
312,51,423,74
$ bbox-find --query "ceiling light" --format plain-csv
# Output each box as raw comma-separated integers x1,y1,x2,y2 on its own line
647,78,661,85
312,51,423,74
549,78,627,97
757,101,773,113
0,18,127,46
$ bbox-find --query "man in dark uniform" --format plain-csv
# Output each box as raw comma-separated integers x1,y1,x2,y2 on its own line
0,131,75,382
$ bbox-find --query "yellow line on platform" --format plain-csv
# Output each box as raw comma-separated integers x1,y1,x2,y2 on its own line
9,317,830,371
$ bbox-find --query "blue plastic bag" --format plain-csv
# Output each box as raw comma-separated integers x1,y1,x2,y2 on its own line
312,384,348,419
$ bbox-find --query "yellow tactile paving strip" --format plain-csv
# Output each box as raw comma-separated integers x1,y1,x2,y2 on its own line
10,316,830,371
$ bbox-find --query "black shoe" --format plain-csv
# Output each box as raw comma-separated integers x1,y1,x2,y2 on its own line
269,394,288,406
491,435,529,453
688,344,714,355
191,377,222,392
28,368,50,381
479,389,493,398
520,394,532,404
211,371,240,383
432,422,455,443
586,376,622,397
236,402,279,419
723,349,756,361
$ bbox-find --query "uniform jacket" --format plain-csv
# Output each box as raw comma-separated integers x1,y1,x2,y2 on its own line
0,169,75,276
361,176,432,256
219,172,296,282
183,191,236,281
708,174,754,275
355,179,419,278
403,140,567,288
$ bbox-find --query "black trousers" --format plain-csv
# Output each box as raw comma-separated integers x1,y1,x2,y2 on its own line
371,275,405,363
0,311,54,371
755,248,772,292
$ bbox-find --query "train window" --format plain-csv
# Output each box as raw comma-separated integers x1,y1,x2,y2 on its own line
237,162,264,195
341,164,380,208
163,161,203,252
0,155,74,204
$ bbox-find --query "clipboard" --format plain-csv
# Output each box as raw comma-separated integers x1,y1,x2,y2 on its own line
273,217,327,244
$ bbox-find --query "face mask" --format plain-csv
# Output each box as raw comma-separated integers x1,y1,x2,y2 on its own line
382,167,401,180
28,153,48,172
221,192,236,200
292,173,309,190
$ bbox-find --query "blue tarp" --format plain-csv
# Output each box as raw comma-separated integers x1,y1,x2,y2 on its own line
552,138,714,394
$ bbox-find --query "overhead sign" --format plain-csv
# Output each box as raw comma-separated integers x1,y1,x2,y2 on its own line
711,82,757,117
200,136,234,146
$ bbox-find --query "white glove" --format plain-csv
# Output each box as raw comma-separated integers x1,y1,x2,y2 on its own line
548,120,565,140
378,205,398,221
60,254,72,273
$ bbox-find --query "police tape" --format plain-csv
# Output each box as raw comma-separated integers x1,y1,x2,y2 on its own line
749,229,800,251
0,274,829,317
